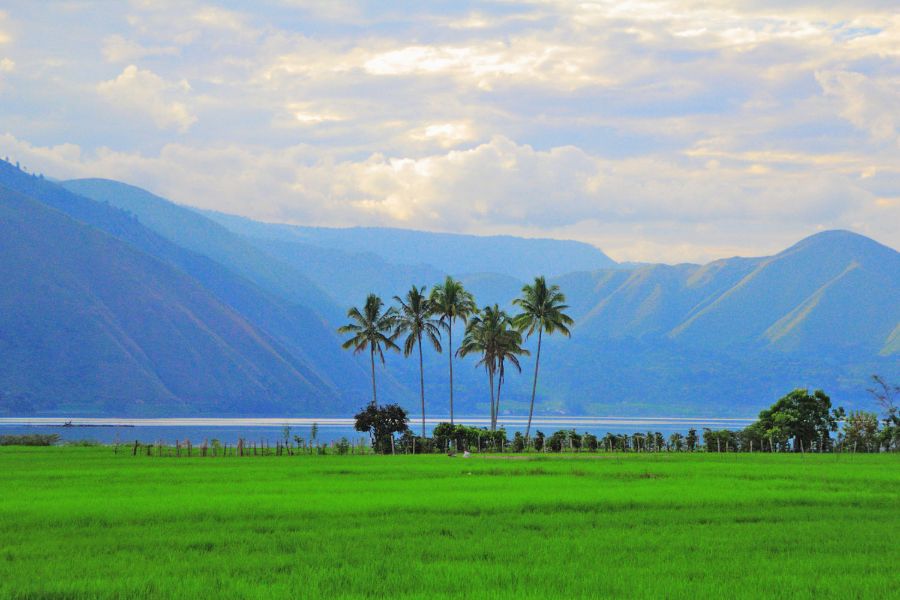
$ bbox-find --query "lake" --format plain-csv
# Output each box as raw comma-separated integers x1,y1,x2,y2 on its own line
0,416,755,445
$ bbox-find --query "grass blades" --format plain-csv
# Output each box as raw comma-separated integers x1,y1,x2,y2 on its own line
0,448,897,598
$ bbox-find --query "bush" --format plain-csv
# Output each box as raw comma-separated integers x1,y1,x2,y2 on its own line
0,434,60,446
548,430,567,452
64,439,101,447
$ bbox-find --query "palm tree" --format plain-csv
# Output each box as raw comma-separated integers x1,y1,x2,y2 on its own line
458,305,523,431
493,321,529,430
393,286,442,438
513,276,574,443
429,276,477,425
338,294,399,406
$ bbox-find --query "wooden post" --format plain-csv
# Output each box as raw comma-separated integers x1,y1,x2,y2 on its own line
133,440,139,456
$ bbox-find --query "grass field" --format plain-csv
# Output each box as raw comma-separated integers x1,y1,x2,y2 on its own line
0,448,897,598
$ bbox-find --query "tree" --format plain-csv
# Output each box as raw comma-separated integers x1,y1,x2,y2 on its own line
755,389,843,452
430,277,477,425
338,294,399,406
513,276,574,442
393,286,443,438
868,375,898,424
493,316,529,430
843,411,880,453
354,403,409,454
686,428,698,452
669,432,684,451
458,305,523,430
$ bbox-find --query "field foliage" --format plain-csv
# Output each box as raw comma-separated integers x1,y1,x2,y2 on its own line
0,448,897,598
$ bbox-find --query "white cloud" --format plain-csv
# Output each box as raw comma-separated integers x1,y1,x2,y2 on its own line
409,122,476,147
817,70,900,144
96,65,197,132
4,133,895,263
102,34,179,63
3,1,900,261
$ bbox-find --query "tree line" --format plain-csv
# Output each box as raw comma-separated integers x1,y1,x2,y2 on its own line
351,381,898,454
338,275,573,447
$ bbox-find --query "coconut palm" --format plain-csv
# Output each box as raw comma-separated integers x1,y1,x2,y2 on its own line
429,276,477,425
493,321,529,430
458,305,523,431
338,294,399,406
513,276,574,443
393,285,442,438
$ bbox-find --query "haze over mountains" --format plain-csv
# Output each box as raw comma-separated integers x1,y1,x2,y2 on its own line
1,159,897,418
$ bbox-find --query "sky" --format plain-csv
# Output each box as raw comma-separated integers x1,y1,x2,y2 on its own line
1,0,898,263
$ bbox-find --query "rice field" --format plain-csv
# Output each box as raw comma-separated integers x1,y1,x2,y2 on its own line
0,447,897,599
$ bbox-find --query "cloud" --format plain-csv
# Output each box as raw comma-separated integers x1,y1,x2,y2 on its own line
3,1,900,261
816,70,900,145
96,65,197,132
101,35,179,63
4,133,895,263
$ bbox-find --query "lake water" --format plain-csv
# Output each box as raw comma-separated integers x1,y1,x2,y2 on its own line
0,416,755,445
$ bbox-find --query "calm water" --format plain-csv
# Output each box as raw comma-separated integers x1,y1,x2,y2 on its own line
0,416,754,445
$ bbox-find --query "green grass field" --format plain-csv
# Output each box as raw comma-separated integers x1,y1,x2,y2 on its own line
0,448,897,599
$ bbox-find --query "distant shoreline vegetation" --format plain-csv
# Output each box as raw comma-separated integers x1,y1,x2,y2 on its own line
3,381,895,454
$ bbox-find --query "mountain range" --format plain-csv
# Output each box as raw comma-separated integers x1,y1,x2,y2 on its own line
1,159,897,417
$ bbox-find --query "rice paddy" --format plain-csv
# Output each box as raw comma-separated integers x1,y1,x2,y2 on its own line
0,448,897,599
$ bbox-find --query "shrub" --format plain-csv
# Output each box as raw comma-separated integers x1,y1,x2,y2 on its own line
0,434,60,446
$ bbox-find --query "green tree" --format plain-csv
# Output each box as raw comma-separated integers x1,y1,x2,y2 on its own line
338,294,399,406
755,389,843,452
458,305,497,430
842,410,880,452
493,316,529,430
458,305,526,430
393,286,443,438
354,403,409,454
429,277,477,425
686,428,698,452
513,276,573,442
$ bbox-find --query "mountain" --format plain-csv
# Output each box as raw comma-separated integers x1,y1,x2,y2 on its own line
61,179,342,321
202,210,618,279
2,166,896,418
542,231,899,414
559,231,898,355
0,184,337,416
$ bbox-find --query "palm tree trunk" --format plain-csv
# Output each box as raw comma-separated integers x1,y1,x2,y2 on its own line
448,322,454,425
524,325,543,443
495,371,503,432
370,346,377,406
418,333,426,439
488,368,496,432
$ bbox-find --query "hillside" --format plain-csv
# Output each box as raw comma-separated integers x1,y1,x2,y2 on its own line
1,167,896,417
0,185,338,416
203,210,618,279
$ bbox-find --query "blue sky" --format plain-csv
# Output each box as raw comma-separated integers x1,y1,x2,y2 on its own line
1,1,898,262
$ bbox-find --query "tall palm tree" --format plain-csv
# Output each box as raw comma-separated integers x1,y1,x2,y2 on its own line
429,276,477,425
493,321,529,430
393,286,442,438
458,305,523,431
514,276,574,443
338,294,399,406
